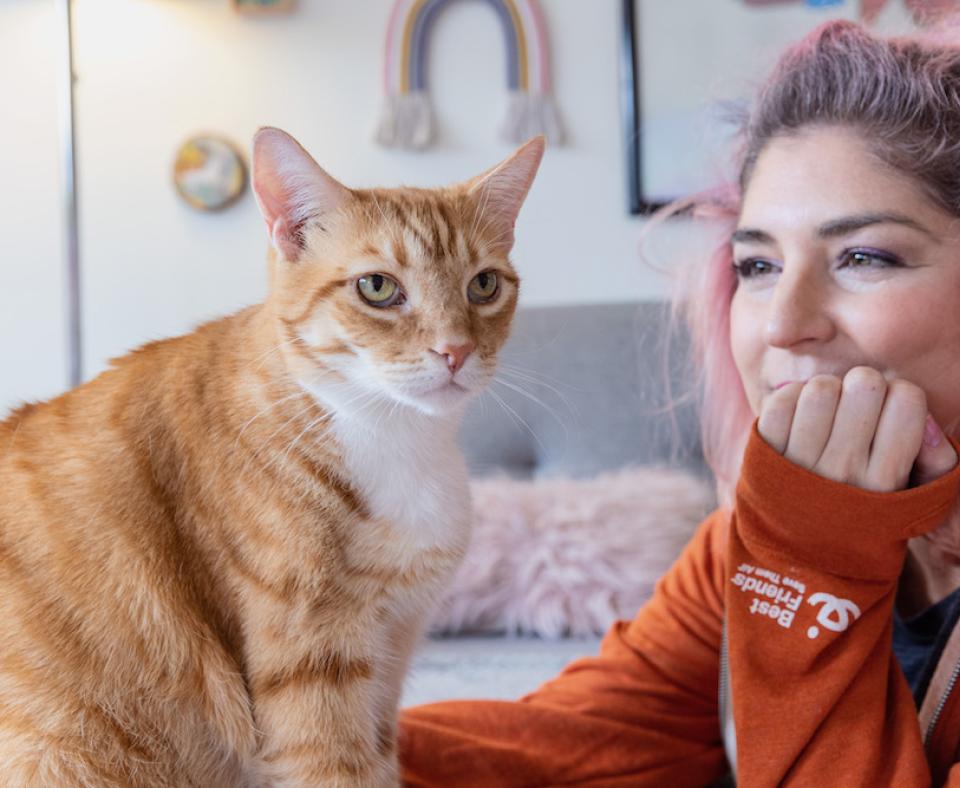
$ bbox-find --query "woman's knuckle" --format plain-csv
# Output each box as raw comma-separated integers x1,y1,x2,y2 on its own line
843,366,885,393
804,375,841,400
887,379,927,413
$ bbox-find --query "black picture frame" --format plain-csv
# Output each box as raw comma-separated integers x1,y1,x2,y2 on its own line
620,0,664,216
619,0,916,217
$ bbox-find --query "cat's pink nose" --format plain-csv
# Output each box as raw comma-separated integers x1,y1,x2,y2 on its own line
433,342,475,374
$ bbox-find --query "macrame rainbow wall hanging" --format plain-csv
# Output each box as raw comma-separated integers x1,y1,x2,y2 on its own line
376,0,564,150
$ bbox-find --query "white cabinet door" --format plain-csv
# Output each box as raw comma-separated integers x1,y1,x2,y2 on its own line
0,0,67,416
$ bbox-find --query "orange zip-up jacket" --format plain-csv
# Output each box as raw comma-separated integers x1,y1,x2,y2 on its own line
400,425,960,787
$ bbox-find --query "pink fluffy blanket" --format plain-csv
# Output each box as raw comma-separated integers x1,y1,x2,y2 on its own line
431,467,715,638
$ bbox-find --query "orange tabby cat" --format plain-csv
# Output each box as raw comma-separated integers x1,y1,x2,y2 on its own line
0,128,544,786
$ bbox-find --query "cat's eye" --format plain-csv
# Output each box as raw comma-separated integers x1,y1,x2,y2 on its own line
357,274,404,307
468,271,499,304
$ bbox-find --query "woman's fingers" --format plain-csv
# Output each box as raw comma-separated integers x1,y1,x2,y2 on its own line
784,375,841,469
865,379,927,491
911,415,959,488
756,367,954,492
758,381,804,454
815,367,887,484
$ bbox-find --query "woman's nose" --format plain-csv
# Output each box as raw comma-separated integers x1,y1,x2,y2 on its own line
762,268,835,349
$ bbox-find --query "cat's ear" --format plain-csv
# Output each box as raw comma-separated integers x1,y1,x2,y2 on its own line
464,136,546,251
252,127,350,262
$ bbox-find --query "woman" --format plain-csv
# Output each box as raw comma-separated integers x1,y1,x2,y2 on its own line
399,20,960,786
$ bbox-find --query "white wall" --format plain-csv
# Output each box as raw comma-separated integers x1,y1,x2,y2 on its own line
0,0,925,413
1,0,683,410
0,0,66,413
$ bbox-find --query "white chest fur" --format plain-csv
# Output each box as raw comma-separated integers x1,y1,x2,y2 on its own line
329,408,472,563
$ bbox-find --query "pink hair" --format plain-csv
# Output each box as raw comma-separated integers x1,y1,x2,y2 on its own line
683,215,753,506
647,186,752,506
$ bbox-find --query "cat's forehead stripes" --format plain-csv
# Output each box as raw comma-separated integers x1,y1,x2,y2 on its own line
398,203,438,260
355,190,474,265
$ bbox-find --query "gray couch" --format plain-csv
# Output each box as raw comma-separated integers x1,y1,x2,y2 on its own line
459,300,704,480
403,301,707,707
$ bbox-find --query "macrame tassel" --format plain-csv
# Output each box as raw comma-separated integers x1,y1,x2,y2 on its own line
499,90,564,145
375,92,435,150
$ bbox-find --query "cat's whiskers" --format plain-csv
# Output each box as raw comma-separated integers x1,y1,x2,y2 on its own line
238,407,326,483
233,394,325,480
490,376,570,439
498,361,584,391
387,395,405,428
368,394,398,435
232,390,309,451
273,386,381,473
304,377,385,422
386,393,414,432
235,396,313,460
496,364,580,415
477,388,488,418
275,412,336,470
485,386,548,455
246,337,298,373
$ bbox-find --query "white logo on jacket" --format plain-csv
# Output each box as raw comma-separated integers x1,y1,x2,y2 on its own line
806,592,861,639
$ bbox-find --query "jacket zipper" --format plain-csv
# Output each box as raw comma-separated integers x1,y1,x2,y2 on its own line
719,625,729,725
720,623,737,780
925,659,960,747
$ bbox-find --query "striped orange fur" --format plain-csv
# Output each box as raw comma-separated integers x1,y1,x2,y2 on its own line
0,128,544,786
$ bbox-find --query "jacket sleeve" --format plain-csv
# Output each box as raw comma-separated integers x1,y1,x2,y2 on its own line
725,424,960,787
399,510,731,788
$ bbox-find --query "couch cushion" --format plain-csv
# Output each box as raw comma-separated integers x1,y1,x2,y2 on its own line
458,301,704,480
431,465,714,638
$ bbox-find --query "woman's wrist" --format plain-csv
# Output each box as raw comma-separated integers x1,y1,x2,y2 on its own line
734,422,960,581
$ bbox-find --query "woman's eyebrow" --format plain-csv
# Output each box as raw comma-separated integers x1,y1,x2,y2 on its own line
816,212,934,238
730,228,773,245
731,212,935,245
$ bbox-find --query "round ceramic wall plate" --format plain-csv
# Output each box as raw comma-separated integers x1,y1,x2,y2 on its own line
173,135,247,212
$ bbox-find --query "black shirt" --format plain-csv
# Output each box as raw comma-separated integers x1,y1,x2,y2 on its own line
893,585,960,705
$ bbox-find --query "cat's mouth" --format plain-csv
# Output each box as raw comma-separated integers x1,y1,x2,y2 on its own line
420,380,470,403
433,381,468,395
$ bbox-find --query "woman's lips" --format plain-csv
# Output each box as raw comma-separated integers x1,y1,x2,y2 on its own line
774,380,803,391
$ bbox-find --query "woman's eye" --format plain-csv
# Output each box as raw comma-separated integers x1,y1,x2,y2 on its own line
357,274,404,307
732,259,777,279
839,248,903,269
468,271,499,304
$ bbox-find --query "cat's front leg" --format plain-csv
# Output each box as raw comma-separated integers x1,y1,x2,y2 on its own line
370,605,435,763
249,641,398,788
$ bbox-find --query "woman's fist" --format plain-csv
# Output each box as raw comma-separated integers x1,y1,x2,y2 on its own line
758,367,958,492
